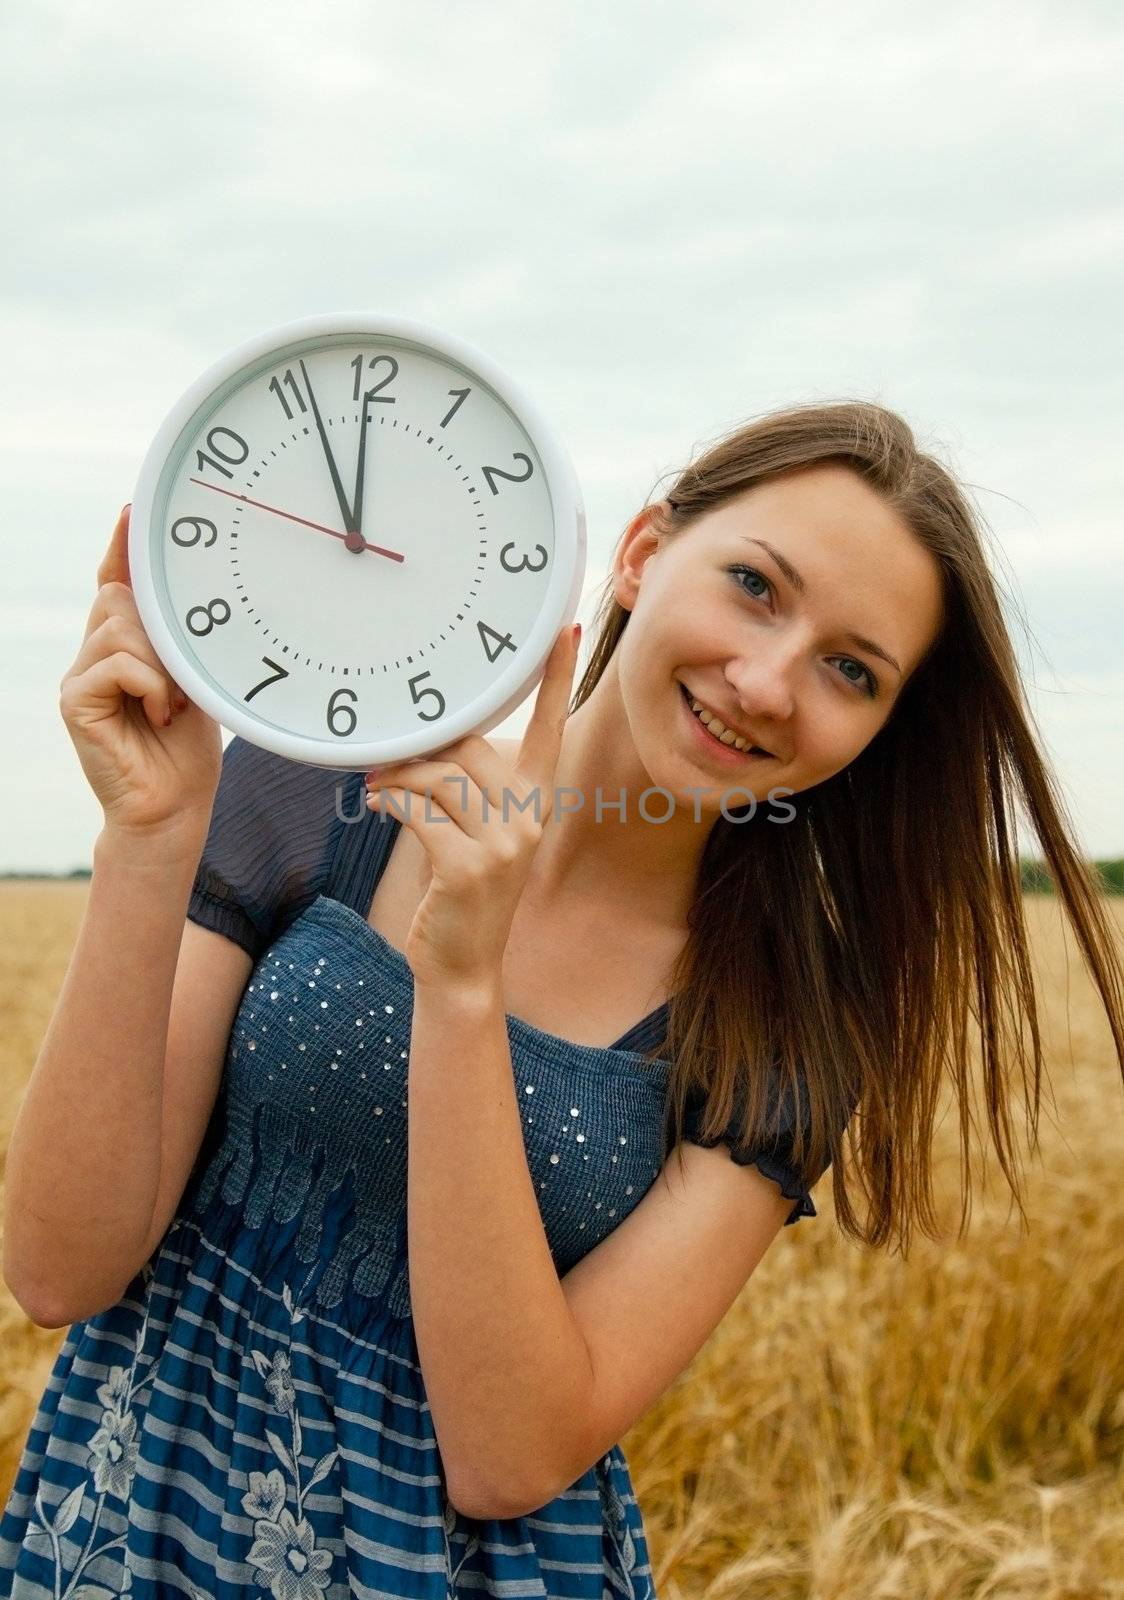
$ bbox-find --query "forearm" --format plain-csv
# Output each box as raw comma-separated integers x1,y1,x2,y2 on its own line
3,823,206,1322
406,974,596,1519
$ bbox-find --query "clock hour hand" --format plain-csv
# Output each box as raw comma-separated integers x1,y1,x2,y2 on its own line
299,358,356,534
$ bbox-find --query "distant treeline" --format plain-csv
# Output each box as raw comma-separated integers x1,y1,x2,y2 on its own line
2,861,1123,892
1020,859,1123,895
1,868,94,880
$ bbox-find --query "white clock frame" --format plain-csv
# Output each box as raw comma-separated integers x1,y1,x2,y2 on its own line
128,311,586,769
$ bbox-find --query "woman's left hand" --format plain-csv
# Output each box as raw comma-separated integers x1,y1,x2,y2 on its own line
363,623,581,992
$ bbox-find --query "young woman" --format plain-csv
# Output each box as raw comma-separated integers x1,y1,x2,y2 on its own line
3,400,1121,1598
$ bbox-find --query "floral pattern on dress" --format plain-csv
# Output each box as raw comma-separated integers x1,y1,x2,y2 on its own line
599,1453,654,1599
22,1260,158,1598
242,1282,338,1599
16,1253,653,1598
242,1279,489,1599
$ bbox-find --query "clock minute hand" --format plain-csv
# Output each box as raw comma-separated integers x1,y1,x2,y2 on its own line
351,388,375,537
299,358,356,534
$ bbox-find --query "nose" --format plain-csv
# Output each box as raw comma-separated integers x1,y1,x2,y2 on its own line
723,643,798,730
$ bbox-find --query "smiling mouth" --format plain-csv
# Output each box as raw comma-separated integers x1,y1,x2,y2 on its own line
678,682,773,757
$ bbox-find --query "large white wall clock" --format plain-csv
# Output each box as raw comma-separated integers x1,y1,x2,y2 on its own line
128,312,586,769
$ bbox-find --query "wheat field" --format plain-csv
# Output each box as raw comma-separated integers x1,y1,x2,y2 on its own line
1,881,1121,1598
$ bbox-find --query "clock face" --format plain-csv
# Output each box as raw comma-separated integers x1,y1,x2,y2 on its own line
129,314,585,768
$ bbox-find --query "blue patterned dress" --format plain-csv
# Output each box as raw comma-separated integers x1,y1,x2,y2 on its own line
1,736,825,1599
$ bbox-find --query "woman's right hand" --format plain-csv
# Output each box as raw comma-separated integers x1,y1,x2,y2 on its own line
59,503,224,840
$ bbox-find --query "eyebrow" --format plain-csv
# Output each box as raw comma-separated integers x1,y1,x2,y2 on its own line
737,536,903,677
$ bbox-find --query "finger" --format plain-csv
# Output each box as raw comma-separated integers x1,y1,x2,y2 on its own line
83,575,142,645
432,735,545,832
515,623,580,789
96,503,133,593
72,613,185,710
370,736,539,828
60,652,177,732
76,594,187,713
367,784,488,881
366,760,495,844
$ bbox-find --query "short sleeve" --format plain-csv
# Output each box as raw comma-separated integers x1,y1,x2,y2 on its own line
187,734,356,961
682,1069,841,1226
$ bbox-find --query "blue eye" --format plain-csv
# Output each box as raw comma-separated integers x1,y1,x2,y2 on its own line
726,564,880,698
835,658,878,695
729,564,772,603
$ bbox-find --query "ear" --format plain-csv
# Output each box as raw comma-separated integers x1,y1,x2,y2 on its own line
611,500,672,612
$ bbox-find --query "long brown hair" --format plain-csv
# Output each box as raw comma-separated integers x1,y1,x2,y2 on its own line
570,399,1124,1253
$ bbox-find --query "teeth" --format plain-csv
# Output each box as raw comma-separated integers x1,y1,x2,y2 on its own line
687,694,761,754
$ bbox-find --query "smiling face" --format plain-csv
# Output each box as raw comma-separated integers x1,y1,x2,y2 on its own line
611,463,947,802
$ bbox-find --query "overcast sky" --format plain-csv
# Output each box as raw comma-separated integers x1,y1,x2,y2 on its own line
2,0,1121,868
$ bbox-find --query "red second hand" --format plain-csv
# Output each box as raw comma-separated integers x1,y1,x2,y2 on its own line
188,477,405,563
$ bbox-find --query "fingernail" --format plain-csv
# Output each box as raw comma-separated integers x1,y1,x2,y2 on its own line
121,503,131,519
163,708,173,727
572,623,582,644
